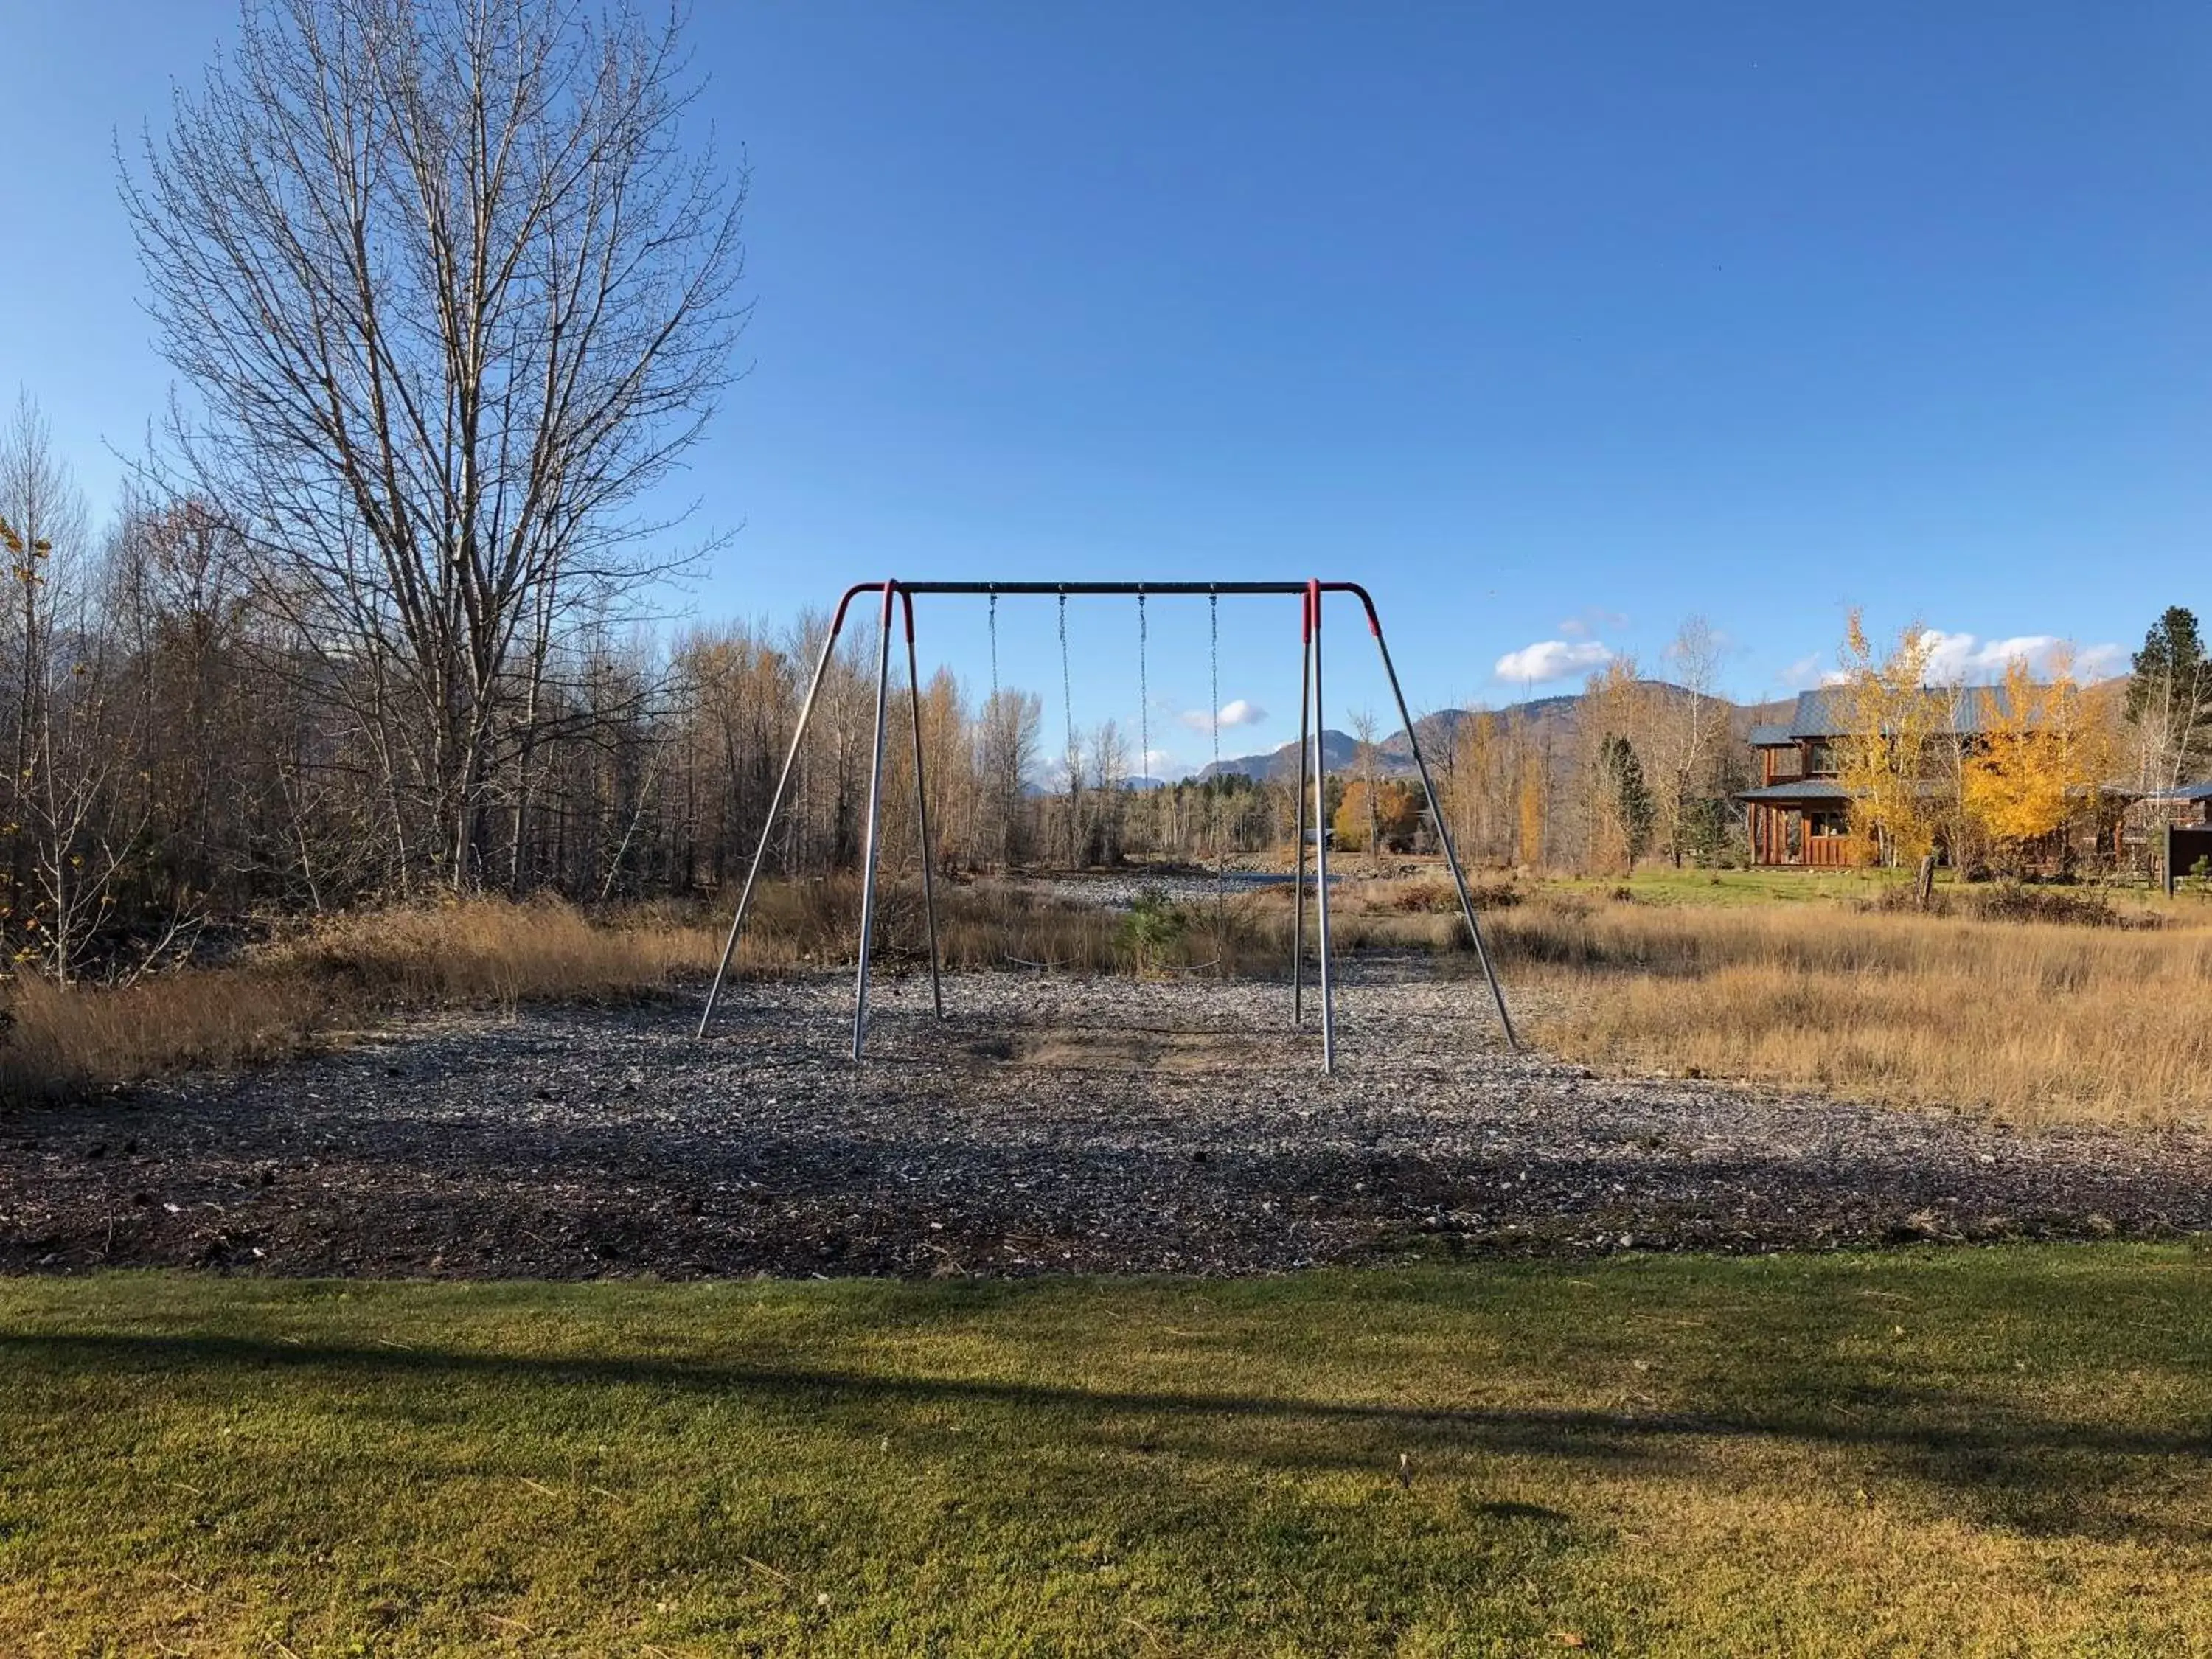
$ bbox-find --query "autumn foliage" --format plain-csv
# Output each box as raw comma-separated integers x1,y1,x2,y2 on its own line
1834,611,1944,867
1961,655,2112,874
1331,779,1419,852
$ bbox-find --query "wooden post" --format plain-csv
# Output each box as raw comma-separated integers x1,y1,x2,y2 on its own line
2165,821,2177,900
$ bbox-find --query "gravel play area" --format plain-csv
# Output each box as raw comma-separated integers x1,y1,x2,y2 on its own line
4,961,2208,1278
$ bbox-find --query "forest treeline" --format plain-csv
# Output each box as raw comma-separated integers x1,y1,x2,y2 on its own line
0,394,1758,984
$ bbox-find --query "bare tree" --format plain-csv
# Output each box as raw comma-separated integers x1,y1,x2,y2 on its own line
0,399,159,980
1088,718,1130,864
1349,706,1383,869
1576,657,1650,873
977,687,1040,869
1659,616,1728,866
124,0,747,889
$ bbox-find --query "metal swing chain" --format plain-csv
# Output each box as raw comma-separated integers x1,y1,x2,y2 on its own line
987,588,999,703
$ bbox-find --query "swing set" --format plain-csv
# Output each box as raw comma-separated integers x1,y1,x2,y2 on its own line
695,580,1516,1073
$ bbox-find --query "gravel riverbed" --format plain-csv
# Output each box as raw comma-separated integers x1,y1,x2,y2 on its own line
3,961,2206,1279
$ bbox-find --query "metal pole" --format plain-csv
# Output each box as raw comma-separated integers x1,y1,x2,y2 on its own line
1366,613,1520,1051
1309,580,1335,1073
1292,588,1312,1024
852,582,898,1060
697,612,850,1038
900,590,945,1018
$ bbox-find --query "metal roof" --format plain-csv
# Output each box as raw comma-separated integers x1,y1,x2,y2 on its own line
1784,688,1850,737
2144,782,2212,803
1781,684,2040,740
1747,723,1795,747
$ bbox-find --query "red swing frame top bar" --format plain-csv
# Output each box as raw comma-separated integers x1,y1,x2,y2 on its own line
825,579,1388,639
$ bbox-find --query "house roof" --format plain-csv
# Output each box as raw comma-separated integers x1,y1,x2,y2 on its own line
1742,779,2146,807
1747,723,1795,748
1780,684,2044,740
2144,782,2212,803
1736,780,1854,802
1784,687,1850,737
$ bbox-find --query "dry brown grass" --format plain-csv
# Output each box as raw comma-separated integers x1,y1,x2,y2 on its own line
1476,899,2212,1127
0,884,1266,1102
8,879,2209,1129
0,899,726,1105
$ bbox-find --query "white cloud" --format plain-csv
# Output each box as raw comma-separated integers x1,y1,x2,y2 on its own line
1493,639,1614,685
1180,698,1267,731
1778,652,1827,689
2075,643,2126,680
1917,630,2121,684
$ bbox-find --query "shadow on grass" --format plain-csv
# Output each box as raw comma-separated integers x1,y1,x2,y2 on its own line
7,1328,2206,1544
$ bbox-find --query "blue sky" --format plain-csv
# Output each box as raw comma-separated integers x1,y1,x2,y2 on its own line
4,1,2206,776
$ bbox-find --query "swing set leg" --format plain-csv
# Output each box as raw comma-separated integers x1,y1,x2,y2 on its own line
1293,588,1311,1026
901,589,945,1022
1309,580,1335,1074
852,581,899,1060
697,594,859,1039
1359,597,1520,1053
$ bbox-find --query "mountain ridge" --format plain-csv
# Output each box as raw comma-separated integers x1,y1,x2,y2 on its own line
1194,680,1798,782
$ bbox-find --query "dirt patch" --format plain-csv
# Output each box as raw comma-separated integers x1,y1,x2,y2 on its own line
1001,1026,1278,1072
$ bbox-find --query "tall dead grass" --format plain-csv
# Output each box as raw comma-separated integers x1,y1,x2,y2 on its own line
8,880,2208,1128
0,899,726,1104
0,883,1261,1102
1475,901,2212,1127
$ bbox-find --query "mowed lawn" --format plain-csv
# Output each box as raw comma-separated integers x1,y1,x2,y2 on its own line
3,1248,2208,1656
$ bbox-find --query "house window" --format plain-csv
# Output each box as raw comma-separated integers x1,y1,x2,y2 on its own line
1807,811,1848,838
1804,740,1836,776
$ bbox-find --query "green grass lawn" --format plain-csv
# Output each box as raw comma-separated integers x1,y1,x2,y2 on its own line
4,1248,2208,1656
1540,866,1909,906
1535,864,2199,917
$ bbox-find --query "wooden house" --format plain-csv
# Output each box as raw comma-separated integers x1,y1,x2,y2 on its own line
1739,690,1857,867
1737,685,2137,870
2126,783,2212,890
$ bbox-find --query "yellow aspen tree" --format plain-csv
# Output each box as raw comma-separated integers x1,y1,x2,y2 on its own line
1330,779,1417,854
1961,652,2104,875
1834,611,1942,867
1515,745,1547,869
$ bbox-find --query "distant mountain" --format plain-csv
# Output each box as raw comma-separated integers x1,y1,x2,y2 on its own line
1198,728,1380,782
1198,681,1787,782
1026,774,1173,795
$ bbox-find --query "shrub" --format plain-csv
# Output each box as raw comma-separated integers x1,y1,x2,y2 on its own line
1385,878,1458,913
1119,885,1188,971
1380,877,1519,914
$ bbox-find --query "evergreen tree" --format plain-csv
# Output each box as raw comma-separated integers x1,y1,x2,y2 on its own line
2125,607,2212,787
1601,734,1657,872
